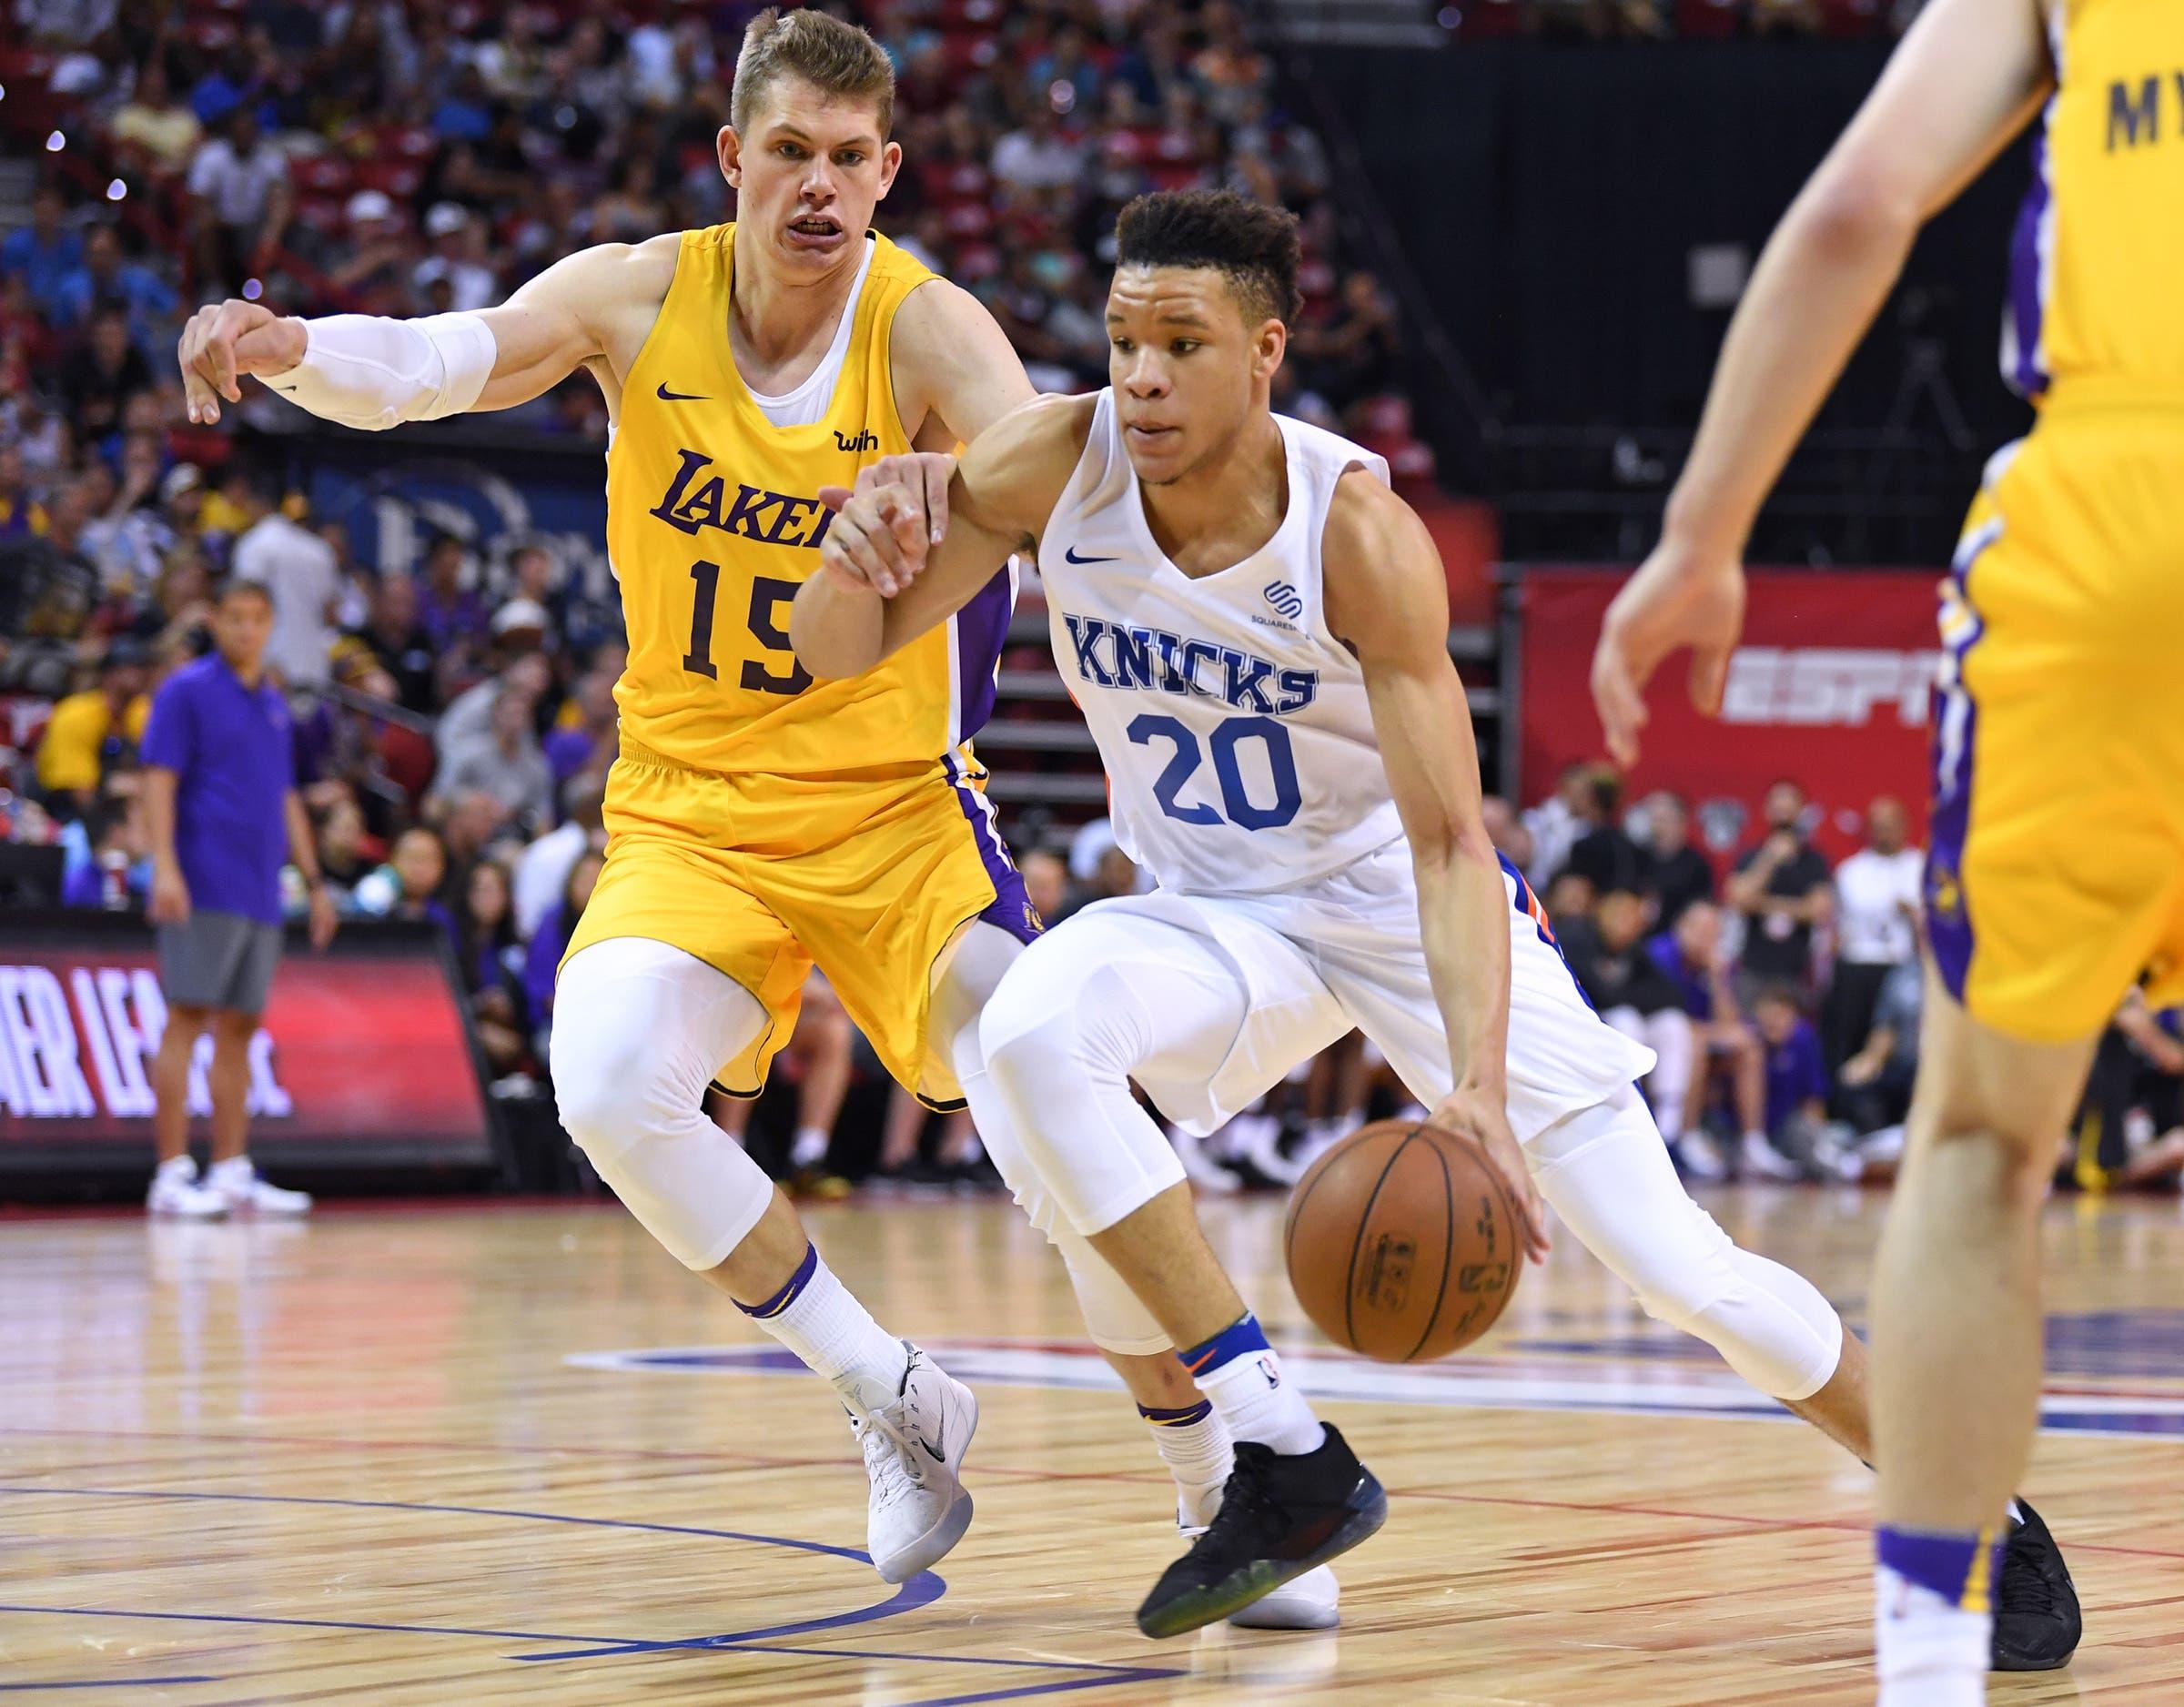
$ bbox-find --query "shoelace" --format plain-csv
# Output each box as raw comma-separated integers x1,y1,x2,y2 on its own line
853,1394,933,1510
1996,1528,2066,1618
1188,1444,1284,1559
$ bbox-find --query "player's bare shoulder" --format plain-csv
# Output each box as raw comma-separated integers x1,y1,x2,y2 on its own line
1321,467,1447,651
507,231,684,382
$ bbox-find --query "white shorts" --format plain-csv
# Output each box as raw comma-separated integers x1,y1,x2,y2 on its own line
1077,838,1654,1143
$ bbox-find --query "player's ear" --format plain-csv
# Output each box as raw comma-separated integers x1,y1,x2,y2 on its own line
876,139,903,200
718,126,743,190
1253,318,1288,385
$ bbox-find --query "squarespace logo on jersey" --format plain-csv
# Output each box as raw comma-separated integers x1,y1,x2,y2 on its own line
1062,614,1321,714
649,449,836,548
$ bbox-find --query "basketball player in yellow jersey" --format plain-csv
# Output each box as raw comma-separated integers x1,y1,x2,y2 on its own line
1586,0,2184,1694
177,8,1328,1620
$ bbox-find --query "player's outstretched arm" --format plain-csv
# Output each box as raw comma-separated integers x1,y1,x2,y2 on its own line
1590,0,2050,764
791,393,1087,682
177,237,675,429
1324,470,1548,1263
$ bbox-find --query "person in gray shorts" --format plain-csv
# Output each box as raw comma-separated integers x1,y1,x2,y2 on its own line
139,576,339,1217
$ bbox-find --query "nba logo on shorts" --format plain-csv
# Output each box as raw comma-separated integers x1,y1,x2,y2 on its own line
1262,581,1305,621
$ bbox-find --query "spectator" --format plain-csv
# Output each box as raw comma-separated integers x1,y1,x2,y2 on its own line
0,440,48,538
1479,793,1536,876
514,773,607,938
58,305,153,443
1647,900,1765,1180
1299,270,1403,409
313,793,378,907
1639,792,1713,931
991,105,1088,194
186,106,293,291
525,846,605,1047
344,572,439,714
1020,846,1069,927
60,795,148,910
1823,795,1923,1073
432,686,552,832
1566,888,1696,1160
35,635,151,814
452,855,532,1079
1750,986,1825,1178
53,225,177,352
1724,780,1833,991
229,466,341,688
1562,769,1646,896
109,56,203,169
1,187,85,314
542,662,617,784
1837,956,1924,1139
353,823,456,930
415,534,492,658
1523,762,1593,893
437,648,551,778
140,579,333,1220
413,204,501,312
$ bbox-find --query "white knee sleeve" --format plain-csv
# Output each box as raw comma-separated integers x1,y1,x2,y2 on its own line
935,926,1173,1357
979,951,1188,1236
1532,1087,1845,1401
552,939,779,1271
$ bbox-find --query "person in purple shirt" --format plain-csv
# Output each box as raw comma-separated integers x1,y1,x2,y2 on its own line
139,580,338,1220
414,534,492,659
1751,985,1825,1177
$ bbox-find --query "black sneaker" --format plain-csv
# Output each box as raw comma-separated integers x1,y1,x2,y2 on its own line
1991,1499,2081,1672
1135,1424,1386,1638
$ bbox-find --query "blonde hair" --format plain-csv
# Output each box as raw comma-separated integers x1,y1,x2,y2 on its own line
732,7,895,138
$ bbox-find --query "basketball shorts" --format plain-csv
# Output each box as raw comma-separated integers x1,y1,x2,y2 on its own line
1930,399,2184,1042
1055,837,1653,1142
566,738,1039,1107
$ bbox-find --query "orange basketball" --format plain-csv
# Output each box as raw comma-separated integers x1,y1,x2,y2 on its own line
1282,1118,1523,1362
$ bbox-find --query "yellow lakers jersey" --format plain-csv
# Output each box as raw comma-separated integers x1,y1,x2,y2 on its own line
605,224,1014,776
2005,0,2184,402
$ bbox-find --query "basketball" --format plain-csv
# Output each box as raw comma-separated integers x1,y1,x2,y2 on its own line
1283,1119,1523,1362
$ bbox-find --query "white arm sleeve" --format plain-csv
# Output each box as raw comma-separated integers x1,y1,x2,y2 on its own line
266,312,498,431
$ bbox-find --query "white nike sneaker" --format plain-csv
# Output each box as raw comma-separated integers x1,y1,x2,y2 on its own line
1738,1133,1803,1182
206,1157,314,1216
147,1157,228,1220
850,1342,978,1584
1180,1490,1341,1629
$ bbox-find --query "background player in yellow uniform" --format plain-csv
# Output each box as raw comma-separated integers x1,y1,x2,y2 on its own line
175,10,1328,1620
1588,0,2183,1697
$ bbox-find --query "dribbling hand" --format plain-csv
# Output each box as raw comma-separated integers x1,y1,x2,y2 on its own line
1425,1087,1551,1265
177,299,307,425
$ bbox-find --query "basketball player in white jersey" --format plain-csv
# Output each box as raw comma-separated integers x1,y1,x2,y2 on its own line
796,189,2072,1645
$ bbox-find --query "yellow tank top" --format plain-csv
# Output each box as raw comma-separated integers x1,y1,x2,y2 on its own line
605,224,1014,776
2005,0,2184,404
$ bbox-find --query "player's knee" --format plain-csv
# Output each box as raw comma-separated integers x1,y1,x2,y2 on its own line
1633,1238,1843,1400
1916,1119,2054,1216
551,1025,665,1158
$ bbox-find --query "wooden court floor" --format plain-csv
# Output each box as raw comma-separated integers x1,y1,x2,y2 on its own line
5,1184,2183,1703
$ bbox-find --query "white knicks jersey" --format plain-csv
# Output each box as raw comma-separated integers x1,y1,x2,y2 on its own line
1038,391,1405,894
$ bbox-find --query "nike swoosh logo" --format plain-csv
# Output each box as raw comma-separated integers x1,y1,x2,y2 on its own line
1064,546,1119,565
921,1436,945,1464
656,383,709,402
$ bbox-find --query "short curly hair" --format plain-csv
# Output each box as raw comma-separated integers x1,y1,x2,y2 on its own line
1114,189,1304,327
732,7,895,138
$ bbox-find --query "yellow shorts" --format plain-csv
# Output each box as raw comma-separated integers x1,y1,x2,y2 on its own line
565,738,1039,1106
1929,398,2184,1041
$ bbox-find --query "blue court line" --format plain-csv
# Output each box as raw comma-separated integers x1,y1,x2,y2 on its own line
0,1684,219,1694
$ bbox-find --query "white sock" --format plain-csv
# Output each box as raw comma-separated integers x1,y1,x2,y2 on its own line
1741,1129,1769,1148
736,1242,909,1415
1181,1316,1324,1455
1140,1399,1232,1524
1876,1565,1990,1707
791,1125,831,1168
207,1156,254,1181
156,1155,196,1179
2006,1498,2022,1526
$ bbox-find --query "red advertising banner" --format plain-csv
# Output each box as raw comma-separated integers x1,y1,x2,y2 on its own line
1518,567,1943,860
0,918,494,1173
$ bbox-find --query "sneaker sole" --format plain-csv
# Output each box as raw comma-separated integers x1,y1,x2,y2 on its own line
1991,1648,2077,1673
1137,1480,1387,1639
873,1386,979,1585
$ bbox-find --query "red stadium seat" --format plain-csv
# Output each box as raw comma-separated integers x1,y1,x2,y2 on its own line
1677,0,1744,38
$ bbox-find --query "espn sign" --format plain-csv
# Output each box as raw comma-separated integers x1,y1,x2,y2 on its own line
1719,647,1940,729
1520,568,1945,857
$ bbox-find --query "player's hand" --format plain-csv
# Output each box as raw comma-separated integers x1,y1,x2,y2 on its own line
853,451,956,547
1591,538,1747,767
177,299,307,425
815,482,926,598
307,884,339,952
1426,1088,1551,1266
148,861,191,926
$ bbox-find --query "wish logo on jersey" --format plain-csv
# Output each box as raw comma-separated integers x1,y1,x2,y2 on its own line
1061,612,1320,714
647,447,835,548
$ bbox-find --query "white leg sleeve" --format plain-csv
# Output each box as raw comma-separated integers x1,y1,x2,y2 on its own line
1530,1086,1845,1401
933,924,1173,1356
551,938,779,1271
979,911,1253,1237
268,312,496,430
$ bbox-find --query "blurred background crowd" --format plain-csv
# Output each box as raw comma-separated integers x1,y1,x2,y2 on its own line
4,0,2168,1202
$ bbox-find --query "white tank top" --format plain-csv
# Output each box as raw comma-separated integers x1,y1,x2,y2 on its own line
1037,389,1405,895
740,235,875,429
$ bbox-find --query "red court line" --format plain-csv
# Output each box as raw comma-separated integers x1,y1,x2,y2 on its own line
4,1425,2181,1563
